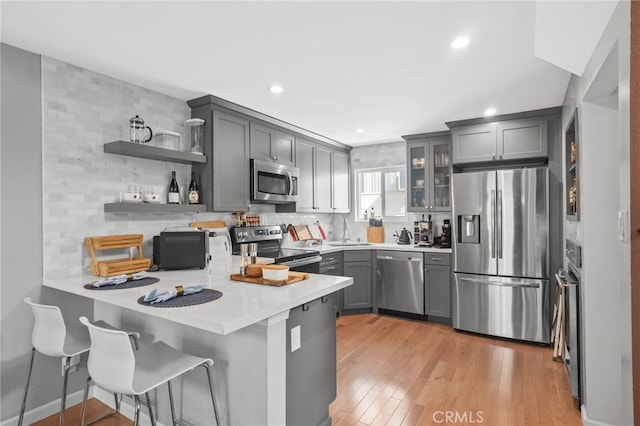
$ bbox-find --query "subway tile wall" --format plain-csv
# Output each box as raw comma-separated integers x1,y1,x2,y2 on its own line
41,57,336,278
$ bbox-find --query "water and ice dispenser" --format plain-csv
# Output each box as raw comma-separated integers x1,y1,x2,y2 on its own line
457,214,480,244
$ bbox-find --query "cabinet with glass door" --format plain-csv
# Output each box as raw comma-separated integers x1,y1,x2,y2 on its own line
403,131,451,212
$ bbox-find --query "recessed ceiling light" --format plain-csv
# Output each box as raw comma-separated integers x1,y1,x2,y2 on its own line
484,108,497,116
269,85,283,93
356,128,365,133
451,37,470,49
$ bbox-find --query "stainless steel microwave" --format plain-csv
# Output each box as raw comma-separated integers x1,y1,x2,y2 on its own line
250,158,299,204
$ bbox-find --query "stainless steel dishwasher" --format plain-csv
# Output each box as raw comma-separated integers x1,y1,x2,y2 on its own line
376,250,424,315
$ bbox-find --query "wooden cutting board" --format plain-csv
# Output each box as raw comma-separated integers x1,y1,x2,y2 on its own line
230,271,310,287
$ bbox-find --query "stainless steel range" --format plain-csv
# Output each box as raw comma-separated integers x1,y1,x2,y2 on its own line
229,225,322,273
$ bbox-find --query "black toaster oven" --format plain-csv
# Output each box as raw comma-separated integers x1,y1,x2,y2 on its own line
153,231,208,270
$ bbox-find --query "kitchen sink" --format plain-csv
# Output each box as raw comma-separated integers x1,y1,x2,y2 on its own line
326,241,372,247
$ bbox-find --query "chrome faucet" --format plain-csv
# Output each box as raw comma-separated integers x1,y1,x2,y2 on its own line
342,217,350,243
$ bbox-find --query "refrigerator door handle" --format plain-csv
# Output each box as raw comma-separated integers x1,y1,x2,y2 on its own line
458,277,540,289
491,189,496,259
497,189,503,259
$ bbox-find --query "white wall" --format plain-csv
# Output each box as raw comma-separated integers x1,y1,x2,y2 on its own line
561,3,632,425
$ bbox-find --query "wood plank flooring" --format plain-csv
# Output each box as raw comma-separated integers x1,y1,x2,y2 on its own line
34,313,582,425
330,314,583,426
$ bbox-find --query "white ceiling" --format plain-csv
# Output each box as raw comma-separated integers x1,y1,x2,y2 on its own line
1,1,604,146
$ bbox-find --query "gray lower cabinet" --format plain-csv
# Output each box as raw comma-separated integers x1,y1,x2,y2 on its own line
250,122,295,166
342,251,372,311
450,117,548,166
424,253,451,318
190,106,250,212
286,292,339,426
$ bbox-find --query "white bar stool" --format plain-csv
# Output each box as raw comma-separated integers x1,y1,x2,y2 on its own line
19,298,147,426
79,316,221,426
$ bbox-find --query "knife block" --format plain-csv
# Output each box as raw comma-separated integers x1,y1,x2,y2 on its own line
367,226,385,243
85,234,151,277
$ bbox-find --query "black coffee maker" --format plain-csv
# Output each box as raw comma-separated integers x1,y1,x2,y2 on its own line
440,219,451,248
418,214,433,247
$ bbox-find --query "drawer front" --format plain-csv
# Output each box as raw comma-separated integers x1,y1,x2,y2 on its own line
320,252,342,267
344,250,371,262
320,264,343,276
425,253,450,266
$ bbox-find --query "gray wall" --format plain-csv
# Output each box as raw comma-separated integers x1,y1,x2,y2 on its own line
561,3,632,425
0,44,93,422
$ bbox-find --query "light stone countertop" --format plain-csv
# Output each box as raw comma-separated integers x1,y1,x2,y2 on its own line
43,256,352,336
293,241,453,255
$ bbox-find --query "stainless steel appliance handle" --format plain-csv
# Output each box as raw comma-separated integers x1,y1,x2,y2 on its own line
286,171,293,196
459,277,540,288
497,189,503,259
376,256,422,262
491,189,496,259
278,255,323,267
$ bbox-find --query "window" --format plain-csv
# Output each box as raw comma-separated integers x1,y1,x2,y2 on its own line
356,166,406,221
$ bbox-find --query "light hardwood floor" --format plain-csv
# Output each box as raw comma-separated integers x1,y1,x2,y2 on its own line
330,314,582,426
34,313,582,426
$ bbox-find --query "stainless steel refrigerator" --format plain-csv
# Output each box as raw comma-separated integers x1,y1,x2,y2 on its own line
452,167,550,343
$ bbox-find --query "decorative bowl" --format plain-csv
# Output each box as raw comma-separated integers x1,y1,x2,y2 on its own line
142,193,160,203
122,192,141,203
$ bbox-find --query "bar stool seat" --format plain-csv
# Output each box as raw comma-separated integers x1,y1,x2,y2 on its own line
79,316,221,426
19,298,144,426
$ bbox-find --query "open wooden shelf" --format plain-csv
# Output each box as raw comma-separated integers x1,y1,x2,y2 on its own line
104,140,207,164
104,203,207,213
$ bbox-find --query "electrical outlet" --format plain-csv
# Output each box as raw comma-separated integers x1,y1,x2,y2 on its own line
291,325,301,352
61,355,81,375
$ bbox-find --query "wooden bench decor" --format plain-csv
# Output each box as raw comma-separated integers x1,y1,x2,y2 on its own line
85,234,151,277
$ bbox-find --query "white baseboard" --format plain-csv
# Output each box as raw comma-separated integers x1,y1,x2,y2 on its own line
1,387,168,426
1,389,86,426
581,404,617,426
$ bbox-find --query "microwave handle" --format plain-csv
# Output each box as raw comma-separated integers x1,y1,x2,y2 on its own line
286,171,293,196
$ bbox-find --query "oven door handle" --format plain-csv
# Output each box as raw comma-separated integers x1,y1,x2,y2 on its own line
278,255,323,268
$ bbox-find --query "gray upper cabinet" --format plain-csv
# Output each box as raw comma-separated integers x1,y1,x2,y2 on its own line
295,138,316,212
332,150,350,213
315,145,333,212
212,111,250,212
295,137,350,213
451,118,548,165
191,106,250,212
403,131,451,212
250,122,295,166
451,123,496,164
497,119,548,161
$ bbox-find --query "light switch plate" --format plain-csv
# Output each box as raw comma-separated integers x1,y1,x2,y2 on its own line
291,325,301,352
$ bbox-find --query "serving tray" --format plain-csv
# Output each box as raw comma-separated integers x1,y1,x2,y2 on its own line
229,272,310,287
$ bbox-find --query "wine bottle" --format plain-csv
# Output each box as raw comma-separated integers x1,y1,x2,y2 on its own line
168,171,180,204
188,171,200,204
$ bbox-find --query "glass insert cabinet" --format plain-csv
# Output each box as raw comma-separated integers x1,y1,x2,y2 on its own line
403,131,451,212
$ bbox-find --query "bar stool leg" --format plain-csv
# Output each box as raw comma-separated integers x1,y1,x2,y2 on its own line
203,364,221,426
18,347,36,426
133,395,141,426
59,356,71,426
167,380,178,426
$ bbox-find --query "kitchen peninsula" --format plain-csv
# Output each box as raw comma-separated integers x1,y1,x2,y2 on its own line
43,257,352,426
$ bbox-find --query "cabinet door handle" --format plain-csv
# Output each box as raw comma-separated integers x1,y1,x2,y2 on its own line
430,257,443,261
302,303,310,312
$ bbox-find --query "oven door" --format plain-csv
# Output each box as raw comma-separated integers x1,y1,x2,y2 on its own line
278,255,322,274
251,159,299,204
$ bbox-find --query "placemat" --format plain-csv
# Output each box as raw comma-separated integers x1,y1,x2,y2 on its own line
136,289,223,308
84,277,160,290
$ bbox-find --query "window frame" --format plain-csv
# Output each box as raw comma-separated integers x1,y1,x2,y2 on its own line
354,165,407,222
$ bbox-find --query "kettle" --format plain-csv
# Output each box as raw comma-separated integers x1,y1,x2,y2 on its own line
394,228,412,245
129,115,153,143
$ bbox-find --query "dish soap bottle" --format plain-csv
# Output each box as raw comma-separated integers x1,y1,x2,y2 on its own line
369,207,375,220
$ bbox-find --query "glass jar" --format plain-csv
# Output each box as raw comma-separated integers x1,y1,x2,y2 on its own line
186,118,205,154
